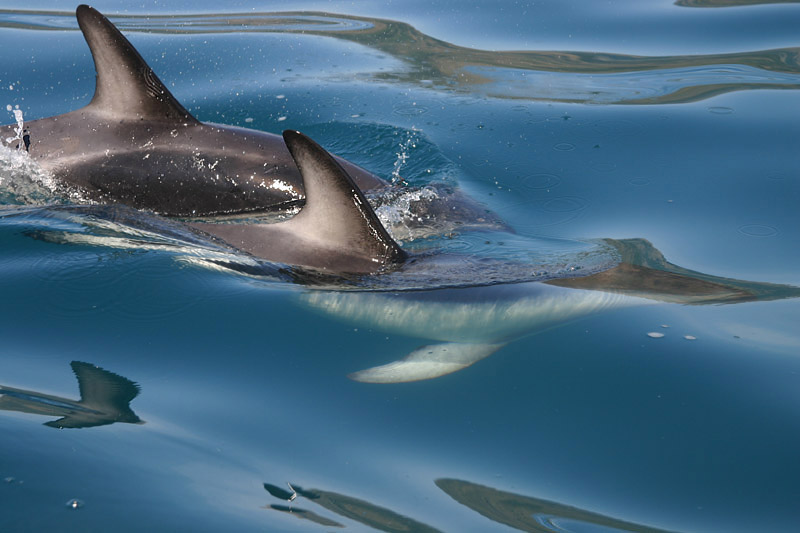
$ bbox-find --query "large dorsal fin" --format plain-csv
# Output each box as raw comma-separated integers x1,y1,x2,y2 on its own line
76,5,197,122
281,130,407,268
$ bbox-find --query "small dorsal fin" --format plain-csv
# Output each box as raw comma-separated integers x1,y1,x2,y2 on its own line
281,130,407,268
76,5,197,122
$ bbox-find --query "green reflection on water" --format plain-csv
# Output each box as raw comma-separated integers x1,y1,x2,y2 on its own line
1,9,798,104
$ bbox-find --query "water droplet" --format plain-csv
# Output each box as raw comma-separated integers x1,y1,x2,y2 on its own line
277,116,287,122
553,142,575,151
4,477,15,483
738,224,778,237
65,499,84,510
244,117,254,123
647,332,665,338
684,335,697,341
661,324,670,328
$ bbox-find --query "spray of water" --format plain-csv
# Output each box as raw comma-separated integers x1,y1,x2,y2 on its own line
4,104,24,148
0,105,83,205
390,127,420,185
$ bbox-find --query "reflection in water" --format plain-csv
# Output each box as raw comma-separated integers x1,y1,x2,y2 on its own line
269,504,345,528
0,9,797,104
263,481,441,532
0,361,142,428
304,239,800,383
436,478,674,533
676,0,800,7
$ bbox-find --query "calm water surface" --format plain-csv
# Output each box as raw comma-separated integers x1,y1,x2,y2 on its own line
1,1,800,531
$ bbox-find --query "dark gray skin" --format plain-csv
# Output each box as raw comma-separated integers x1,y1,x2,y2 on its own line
8,111,385,216
0,5,384,217
191,130,407,274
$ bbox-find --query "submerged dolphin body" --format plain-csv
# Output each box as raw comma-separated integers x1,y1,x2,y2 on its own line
0,5,503,237
302,238,800,382
0,361,142,428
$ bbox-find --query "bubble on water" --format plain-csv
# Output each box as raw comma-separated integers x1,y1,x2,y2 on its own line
522,173,561,190
4,477,15,483
553,142,575,151
738,224,778,237
65,499,84,509
684,335,697,341
708,106,733,115
629,177,651,186
244,117,253,123
661,324,670,328
277,116,287,122
647,332,665,338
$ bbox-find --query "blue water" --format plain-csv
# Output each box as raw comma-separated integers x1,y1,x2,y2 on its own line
2,1,800,532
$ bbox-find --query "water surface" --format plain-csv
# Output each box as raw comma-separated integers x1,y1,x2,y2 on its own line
1,1,799,532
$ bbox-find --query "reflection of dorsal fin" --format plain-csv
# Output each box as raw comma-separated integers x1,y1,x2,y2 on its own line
42,361,142,428
76,5,197,122
281,130,407,268
72,361,140,408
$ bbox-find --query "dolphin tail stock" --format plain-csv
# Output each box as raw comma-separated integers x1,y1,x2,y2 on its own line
75,5,197,123
348,342,506,383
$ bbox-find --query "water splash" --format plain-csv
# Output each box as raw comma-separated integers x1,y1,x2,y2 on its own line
0,145,68,206
4,104,23,147
390,127,420,185
374,186,439,242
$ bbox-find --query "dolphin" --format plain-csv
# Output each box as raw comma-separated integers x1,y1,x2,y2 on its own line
301,238,800,382
0,5,382,216
0,4,505,238
0,361,143,428
190,130,407,273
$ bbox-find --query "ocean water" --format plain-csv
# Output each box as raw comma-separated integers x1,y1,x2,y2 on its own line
1,1,800,532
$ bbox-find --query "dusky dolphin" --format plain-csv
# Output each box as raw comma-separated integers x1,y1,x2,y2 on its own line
301,238,800,382
190,130,407,274
0,361,143,428
0,5,505,237
0,5,380,216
